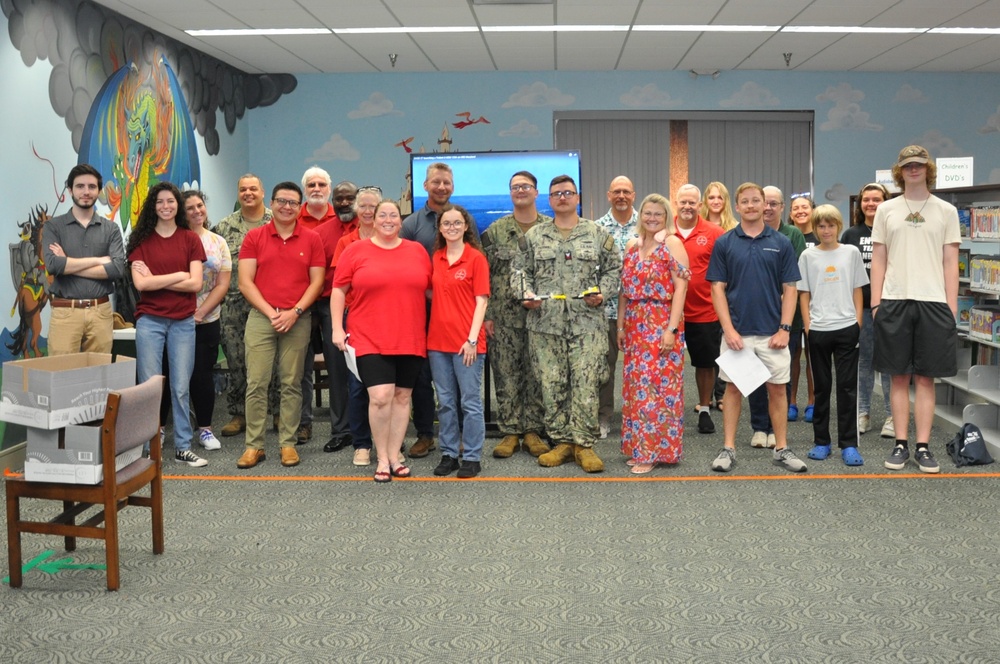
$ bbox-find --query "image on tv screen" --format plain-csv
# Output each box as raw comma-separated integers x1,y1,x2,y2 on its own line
411,150,582,233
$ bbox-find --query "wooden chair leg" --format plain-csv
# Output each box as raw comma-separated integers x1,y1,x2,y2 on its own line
6,487,23,588
151,475,164,555
63,500,77,552
105,506,120,592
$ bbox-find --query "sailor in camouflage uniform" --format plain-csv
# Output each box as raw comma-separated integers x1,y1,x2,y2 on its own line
214,174,278,436
513,175,622,473
481,170,550,459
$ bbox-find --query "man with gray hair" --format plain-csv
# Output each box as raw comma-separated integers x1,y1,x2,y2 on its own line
673,183,725,434
296,168,358,449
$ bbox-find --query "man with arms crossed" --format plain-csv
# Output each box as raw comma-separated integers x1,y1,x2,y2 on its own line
481,170,550,459
871,145,960,474
673,183,724,434
43,163,126,354
706,182,807,473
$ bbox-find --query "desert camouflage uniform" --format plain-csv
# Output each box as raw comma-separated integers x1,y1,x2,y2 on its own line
481,214,549,437
512,219,622,448
214,209,279,418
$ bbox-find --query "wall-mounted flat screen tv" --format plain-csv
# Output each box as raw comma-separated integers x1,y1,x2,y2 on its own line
410,150,582,233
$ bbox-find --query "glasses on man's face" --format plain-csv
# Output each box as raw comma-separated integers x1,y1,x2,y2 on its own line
510,184,535,192
549,190,578,199
441,220,465,229
764,201,783,208
610,189,634,197
273,197,301,208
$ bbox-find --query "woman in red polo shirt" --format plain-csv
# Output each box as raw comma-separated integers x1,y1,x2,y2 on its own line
332,200,431,483
427,204,490,479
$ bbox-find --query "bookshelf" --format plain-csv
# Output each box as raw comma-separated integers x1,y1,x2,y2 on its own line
933,184,1000,458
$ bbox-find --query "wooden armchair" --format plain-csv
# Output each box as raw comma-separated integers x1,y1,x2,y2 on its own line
5,375,165,591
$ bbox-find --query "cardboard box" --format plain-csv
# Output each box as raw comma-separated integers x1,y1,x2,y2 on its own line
24,447,143,484
1,353,135,429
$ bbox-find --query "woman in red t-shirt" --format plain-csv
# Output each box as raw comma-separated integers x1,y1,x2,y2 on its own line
332,200,431,483
126,182,208,468
427,205,490,478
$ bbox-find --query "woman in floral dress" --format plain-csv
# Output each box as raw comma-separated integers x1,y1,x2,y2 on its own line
617,193,690,473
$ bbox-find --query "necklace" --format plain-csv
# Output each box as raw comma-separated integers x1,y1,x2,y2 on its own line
903,196,929,224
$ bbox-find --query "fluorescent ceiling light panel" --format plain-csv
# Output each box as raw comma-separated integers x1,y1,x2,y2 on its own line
483,25,628,32
927,27,1000,35
334,26,478,34
781,26,926,34
186,28,331,36
632,25,781,32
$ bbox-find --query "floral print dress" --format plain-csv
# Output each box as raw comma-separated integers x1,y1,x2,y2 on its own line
620,242,690,464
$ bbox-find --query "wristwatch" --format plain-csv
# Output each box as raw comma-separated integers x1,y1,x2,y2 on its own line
294,307,304,316
669,327,679,335
467,338,478,346
778,323,792,332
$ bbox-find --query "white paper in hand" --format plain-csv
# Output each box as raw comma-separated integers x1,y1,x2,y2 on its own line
343,336,360,381
716,347,771,397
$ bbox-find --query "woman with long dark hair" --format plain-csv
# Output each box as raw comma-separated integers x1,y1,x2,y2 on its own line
127,182,207,467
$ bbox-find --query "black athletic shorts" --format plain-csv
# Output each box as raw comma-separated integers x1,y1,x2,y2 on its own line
873,299,957,377
685,320,723,369
356,354,424,389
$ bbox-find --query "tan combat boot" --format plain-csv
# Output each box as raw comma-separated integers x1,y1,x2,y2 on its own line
221,415,246,437
574,444,605,473
522,432,550,457
492,435,520,458
538,443,574,467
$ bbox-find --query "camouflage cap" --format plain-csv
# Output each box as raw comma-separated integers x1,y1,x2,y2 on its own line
896,145,930,167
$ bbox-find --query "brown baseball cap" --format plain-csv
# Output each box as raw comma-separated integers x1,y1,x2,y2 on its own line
897,145,930,167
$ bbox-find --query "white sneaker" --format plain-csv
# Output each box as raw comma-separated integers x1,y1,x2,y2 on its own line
766,433,777,448
199,428,222,450
858,413,870,434
599,422,610,439
750,431,768,448
175,449,208,467
880,416,895,439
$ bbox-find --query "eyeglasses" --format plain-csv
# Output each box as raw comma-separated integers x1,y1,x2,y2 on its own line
272,197,301,208
764,201,783,208
549,190,578,199
510,184,535,192
441,220,465,229
610,189,634,196
641,211,666,219
358,185,382,194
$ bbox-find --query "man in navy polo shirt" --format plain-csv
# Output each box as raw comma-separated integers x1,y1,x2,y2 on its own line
706,182,807,473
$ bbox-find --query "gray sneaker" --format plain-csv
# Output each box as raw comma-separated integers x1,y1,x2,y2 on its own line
711,448,736,472
914,447,940,474
884,444,909,470
773,447,807,472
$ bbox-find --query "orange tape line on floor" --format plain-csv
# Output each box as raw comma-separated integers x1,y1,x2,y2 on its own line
163,472,1000,482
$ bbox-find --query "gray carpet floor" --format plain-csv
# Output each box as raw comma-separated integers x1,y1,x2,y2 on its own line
3,365,1000,663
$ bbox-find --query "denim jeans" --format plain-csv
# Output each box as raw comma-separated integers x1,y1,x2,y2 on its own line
748,383,772,434
302,298,350,436
136,314,196,452
429,351,485,461
858,307,892,417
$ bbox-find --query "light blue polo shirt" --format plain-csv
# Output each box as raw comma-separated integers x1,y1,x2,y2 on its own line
706,223,800,336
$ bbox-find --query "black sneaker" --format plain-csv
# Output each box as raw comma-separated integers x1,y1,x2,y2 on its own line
884,445,909,471
697,410,715,434
433,455,460,476
457,460,481,478
914,447,940,474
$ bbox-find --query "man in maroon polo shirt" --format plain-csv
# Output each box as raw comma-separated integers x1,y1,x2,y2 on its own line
236,182,326,469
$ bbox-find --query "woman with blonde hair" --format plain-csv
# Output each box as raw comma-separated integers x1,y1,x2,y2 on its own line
617,193,690,473
700,181,738,231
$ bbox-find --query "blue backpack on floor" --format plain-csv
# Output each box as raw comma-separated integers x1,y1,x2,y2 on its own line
946,423,994,467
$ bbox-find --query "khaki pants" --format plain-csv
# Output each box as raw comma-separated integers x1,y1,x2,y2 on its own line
47,301,113,355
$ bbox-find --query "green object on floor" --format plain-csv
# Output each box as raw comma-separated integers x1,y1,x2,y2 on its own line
2,549,106,583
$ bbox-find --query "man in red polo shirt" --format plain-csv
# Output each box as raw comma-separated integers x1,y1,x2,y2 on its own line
237,181,326,469
294,167,358,447
674,183,725,434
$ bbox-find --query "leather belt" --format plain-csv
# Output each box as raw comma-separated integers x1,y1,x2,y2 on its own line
50,296,110,308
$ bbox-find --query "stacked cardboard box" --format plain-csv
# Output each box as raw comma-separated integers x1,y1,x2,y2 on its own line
1,353,137,483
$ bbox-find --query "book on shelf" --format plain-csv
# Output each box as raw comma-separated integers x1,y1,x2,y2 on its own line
970,206,1000,240
957,295,975,325
970,255,1000,291
959,207,971,238
959,247,971,279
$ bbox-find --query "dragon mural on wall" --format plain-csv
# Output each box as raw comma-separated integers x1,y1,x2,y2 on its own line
7,206,50,359
79,53,200,232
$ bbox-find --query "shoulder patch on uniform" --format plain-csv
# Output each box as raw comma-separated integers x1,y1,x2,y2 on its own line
602,235,615,252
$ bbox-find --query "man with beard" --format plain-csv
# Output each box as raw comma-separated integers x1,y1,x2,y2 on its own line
43,163,126,354
216,174,276,437
296,168,358,450
594,175,638,439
